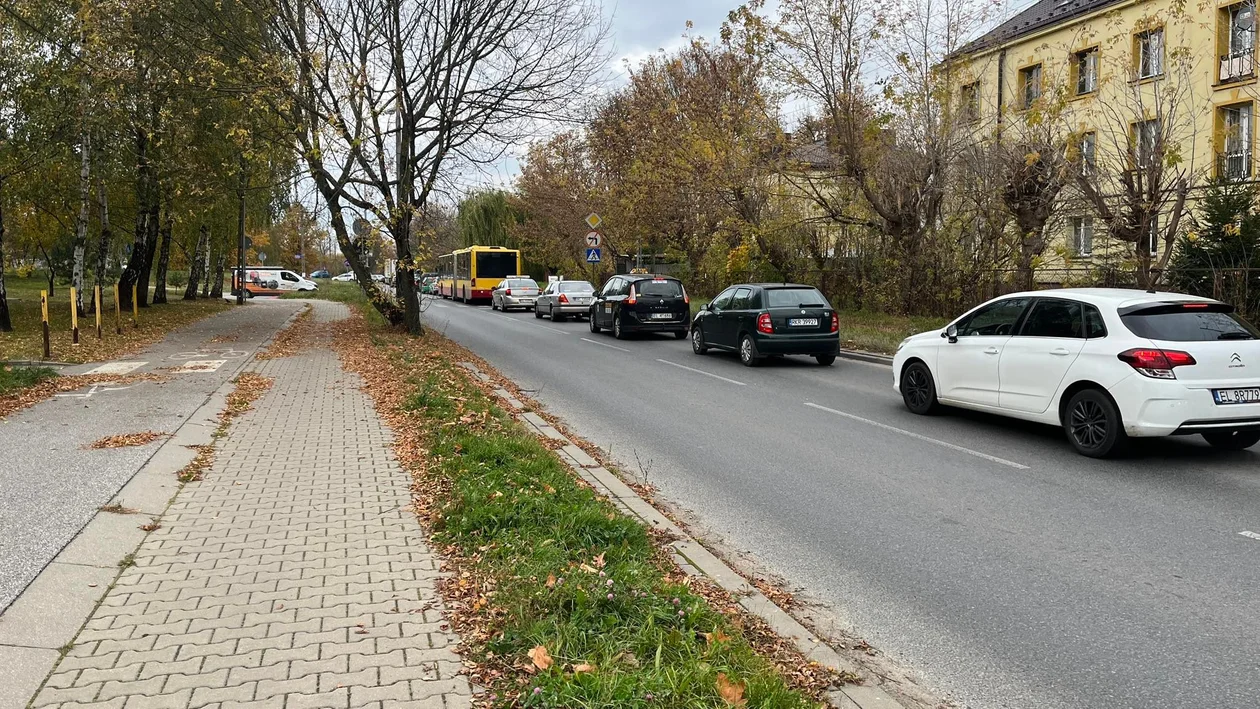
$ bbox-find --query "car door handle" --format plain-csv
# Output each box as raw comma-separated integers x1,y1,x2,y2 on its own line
984,347,1000,355
1050,348,1071,356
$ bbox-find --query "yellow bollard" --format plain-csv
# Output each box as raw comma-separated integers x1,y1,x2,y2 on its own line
70,287,79,345
114,285,122,335
95,286,103,340
131,284,138,327
40,290,50,359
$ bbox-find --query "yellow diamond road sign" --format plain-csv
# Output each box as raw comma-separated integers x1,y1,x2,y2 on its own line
585,213,602,229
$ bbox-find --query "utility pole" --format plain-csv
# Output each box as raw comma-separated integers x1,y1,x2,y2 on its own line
236,154,247,305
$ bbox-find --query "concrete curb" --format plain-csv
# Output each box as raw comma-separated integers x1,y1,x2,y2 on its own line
463,361,908,709
0,303,305,709
1,360,74,369
838,349,894,366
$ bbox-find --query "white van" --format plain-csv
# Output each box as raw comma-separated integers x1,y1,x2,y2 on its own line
234,267,319,297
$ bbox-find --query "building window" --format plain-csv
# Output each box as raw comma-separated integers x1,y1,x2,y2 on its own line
1137,28,1164,79
1020,64,1042,109
1072,217,1094,257
1080,131,1097,174
1220,103,1253,180
1222,2,1257,82
960,81,980,123
1075,47,1099,94
1148,215,1161,256
1136,119,1160,168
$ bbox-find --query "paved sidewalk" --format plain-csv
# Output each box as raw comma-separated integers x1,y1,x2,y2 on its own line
29,301,471,709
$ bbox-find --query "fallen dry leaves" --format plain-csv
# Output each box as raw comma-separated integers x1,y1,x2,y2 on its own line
87,430,166,449
526,645,553,672
176,372,274,483
0,373,168,421
256,306,315,360
716,672,748,707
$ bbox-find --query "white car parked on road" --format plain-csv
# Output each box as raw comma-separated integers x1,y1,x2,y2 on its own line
893,288,1260,457
331,272,355,282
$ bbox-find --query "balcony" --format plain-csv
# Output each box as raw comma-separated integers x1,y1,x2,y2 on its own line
1220,50,1256,83
1219,150,1253,181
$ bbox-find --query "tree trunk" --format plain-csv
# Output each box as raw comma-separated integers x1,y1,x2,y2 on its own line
210,247,225,298
201,236,211,297
185,224,207,300
152,201,172,304
72,129,91,315
119,127,151,310
0,177,11,332
138,184,159,306
94,178,111,305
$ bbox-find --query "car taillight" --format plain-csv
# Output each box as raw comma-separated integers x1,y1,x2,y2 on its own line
505,289,512,296
830,312,839,333
682,285,690,305
757,313,773,334
558,293,569,304
1118,348,1197,379
627,286,637,305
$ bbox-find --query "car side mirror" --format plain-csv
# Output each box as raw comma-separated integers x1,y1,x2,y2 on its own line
702,303,710,311
944,324,958,343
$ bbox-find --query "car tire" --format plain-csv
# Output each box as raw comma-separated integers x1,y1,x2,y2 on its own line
900,361,938,415
491,299,498,311
613,313,627,340
534,306,542,319
739,334,761,367
1201,430,1260,450
673,329,687,340
1064,388,1127,458
554,309,566,322
816,354,836,366
589,311,600,333
692,326,708,354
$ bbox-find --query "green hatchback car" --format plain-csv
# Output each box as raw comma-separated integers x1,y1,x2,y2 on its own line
691,283,840,366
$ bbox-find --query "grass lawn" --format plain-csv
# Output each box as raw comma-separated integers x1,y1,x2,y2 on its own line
1,274,229,363
839,310,947,355
0,365,57,395
334,310,835,707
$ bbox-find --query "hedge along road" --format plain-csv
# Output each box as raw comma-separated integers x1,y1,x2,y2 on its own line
425,296,1260,709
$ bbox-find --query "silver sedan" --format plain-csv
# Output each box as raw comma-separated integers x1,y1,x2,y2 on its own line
491,278,540,311
534,280,596,321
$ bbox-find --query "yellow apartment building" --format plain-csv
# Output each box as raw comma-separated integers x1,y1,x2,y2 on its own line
952,0,1260,279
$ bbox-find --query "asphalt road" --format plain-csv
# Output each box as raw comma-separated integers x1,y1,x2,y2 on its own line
425,297,1260,709
0,301,299,613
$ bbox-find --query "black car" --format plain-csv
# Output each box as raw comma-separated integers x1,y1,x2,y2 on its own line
691,283,840,366
589,274,690,339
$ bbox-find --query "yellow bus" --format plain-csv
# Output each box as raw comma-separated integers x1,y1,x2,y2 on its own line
437,245,521,303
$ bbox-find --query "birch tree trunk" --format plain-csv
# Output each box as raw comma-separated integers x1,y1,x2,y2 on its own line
138,184,159,306
94,178,111,300
201,235,211,297
184,224,207,300
0,176,11,332
152,200,172,304
210,247,225,298
72,129,91,315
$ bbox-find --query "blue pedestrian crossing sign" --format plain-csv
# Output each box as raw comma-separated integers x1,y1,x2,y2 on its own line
585,248,602,263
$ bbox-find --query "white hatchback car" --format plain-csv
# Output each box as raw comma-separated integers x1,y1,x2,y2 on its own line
893,288,1260,457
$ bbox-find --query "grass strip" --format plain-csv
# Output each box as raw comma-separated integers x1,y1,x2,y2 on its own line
332,309,836,708
0,365,57,395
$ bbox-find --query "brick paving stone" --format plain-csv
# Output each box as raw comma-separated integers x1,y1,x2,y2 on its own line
29,302,472,709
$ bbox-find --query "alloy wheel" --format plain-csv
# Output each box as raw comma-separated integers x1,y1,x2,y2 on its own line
1070,399,1108,449
905,367,932,410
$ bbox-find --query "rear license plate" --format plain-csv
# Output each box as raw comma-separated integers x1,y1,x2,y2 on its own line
651,313,674,320
1213,388,1260,405
789,318,819,327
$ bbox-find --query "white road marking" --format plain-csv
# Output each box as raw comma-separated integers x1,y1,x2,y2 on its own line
172,359,227,373
1240,530,1260,541
83,361,147,375
656,359,747,386
803,402,1030,470
55,383,136,399
581,337,631,353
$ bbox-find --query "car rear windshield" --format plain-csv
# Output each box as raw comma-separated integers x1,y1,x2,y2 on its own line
507,279,538,289
636,279,683,297
1121,304,1260,341
559,282,593,292
765,288,830,309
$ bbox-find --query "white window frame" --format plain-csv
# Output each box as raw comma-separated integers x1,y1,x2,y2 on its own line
1230,2,1256,57
1148,215,1161,256
1136,119,1160,168
1021,65,1042,109
1139,28,1164,79
1072,217,1094,257
1076,48,1098,94
1222,103,1253,180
